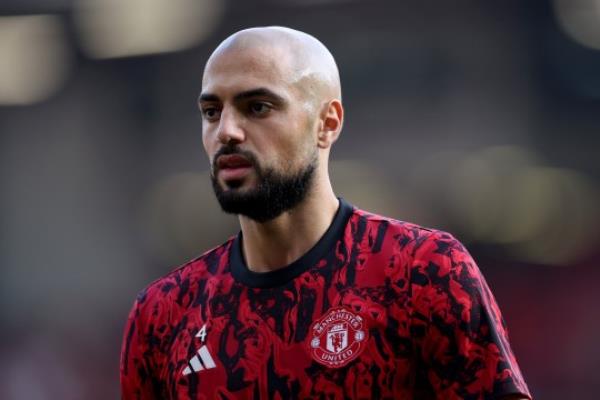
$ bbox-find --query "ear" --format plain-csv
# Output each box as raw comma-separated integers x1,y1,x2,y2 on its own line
317,99,344,149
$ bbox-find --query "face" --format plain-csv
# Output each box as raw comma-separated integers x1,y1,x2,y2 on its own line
199,46,319,222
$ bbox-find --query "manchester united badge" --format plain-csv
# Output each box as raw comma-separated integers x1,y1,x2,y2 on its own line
308,307,368,368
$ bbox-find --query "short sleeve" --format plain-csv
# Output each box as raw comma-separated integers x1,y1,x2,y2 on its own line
409,231,531,399
120,290,162,400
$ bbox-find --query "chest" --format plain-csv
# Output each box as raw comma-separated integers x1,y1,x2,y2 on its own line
157,274,416,399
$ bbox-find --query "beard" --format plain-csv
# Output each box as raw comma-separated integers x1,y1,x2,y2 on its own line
211,145,317,223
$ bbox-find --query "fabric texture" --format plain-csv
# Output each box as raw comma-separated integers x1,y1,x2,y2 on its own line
120,199,531,399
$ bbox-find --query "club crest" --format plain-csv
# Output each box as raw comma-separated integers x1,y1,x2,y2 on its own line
308,307,368,368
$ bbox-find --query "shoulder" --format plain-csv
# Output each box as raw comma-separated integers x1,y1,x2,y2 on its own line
348,206,452,256
348,205,476,282
131,238,235,317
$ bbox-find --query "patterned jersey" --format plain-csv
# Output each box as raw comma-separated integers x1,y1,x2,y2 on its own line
120,199,531,399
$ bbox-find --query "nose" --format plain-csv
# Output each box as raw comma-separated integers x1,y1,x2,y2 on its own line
216,106,245,145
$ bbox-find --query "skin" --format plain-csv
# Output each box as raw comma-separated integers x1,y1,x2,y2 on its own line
200,26,343,272
199,26,529,400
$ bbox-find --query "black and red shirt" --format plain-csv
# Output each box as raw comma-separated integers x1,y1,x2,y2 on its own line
120,199,531,399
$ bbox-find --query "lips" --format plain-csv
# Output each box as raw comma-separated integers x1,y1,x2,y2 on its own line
216,154,252,169
215,154,253,181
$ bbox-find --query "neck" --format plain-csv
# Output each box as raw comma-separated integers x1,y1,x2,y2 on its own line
238,179,339,273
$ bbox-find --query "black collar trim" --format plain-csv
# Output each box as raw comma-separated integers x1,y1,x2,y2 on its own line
230,198,354,288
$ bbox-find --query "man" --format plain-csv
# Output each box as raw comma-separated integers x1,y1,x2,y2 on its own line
120,26,531,399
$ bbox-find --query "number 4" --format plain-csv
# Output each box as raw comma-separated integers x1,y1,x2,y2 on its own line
196,323,208,342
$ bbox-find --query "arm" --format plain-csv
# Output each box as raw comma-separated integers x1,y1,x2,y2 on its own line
410,231,532,400
120,292,161,400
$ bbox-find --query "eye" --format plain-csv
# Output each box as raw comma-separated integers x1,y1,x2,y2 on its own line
201,106,221,121
249,101,272,116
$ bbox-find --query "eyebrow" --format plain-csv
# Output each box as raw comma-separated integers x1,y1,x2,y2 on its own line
198,88,286,104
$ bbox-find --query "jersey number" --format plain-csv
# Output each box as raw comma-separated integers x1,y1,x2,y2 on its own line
196,323,208,342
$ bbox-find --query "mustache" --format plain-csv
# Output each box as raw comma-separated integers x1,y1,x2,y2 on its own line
212,145,259,171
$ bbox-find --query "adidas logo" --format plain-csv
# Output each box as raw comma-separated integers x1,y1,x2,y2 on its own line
182,345,217,376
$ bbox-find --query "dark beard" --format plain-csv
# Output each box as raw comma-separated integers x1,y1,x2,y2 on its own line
211,146,317,223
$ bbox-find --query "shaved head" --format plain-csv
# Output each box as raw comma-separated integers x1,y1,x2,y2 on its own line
203,26,341,107
200,27,344,222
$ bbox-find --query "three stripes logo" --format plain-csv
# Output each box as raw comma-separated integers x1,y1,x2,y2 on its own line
182,323,217,376
182,345,217,376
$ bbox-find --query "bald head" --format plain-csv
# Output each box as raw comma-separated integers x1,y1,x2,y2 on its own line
203,26,341,105
200,27,345,220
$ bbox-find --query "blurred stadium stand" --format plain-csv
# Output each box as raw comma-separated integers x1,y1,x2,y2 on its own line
1,0,599,398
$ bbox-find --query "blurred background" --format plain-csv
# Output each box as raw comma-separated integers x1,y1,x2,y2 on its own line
1,0,599,398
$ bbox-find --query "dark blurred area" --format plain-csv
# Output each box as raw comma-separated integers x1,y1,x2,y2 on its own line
1,0,599,398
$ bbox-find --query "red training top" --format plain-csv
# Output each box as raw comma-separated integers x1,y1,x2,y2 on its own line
121,199,531,399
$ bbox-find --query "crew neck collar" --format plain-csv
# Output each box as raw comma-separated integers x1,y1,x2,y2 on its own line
230,198,354,288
